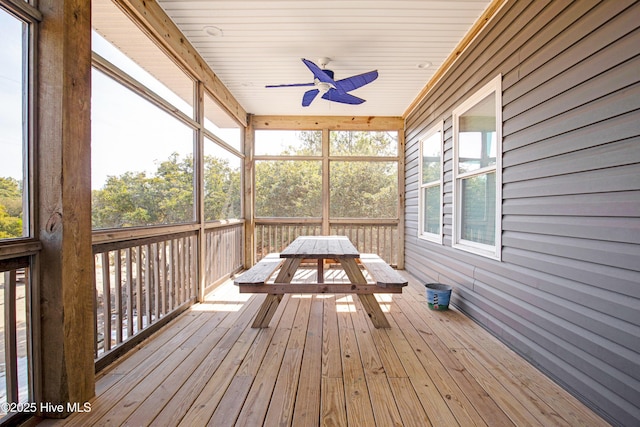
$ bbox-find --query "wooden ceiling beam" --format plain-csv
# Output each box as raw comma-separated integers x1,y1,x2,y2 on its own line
252,115,404,131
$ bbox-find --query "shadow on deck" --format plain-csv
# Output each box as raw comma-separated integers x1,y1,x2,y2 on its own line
36,270,608,426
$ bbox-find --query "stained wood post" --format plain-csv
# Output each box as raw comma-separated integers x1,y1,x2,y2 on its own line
196,82,206,302
37,0,95,416
244,115,255,268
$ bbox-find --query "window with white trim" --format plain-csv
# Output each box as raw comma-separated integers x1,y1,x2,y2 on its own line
418,122,443,242
452,75,502,259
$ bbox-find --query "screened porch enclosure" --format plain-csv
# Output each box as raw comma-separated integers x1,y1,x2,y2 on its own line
86,0,403,366
0,0,633,425
91,121,405,363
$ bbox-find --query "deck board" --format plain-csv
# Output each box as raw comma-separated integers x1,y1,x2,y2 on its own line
36,270,610,427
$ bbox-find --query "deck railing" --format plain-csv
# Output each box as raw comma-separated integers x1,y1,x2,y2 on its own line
92,221,244,366
92,231,198,361
329,221,399,266
255,220,399,265
204,222,244,293
255,221,322,260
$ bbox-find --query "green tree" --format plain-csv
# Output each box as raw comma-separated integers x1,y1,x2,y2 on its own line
92,153,194,229
155,153,194,224
330,131,397,156
0,205,22,238
255,160,322,217
204,155,241,220
92,130,399,228
92,152,243,229
329,131,398,219
254,130,398,219
0,177,23,239
330,161,397,218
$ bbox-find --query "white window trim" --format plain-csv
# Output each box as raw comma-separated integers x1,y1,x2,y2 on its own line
418,121,444,244
452,74,502,260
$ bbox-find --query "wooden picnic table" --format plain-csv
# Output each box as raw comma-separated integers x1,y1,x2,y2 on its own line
236,236,407,329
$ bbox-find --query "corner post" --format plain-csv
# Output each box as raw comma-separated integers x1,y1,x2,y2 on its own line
37,0,95,416
244,115,255,267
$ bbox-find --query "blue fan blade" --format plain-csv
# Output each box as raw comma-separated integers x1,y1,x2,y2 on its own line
321,89,365,105
335,70,378,92
301,58,337,86
302,89,320,106
266,82,315,88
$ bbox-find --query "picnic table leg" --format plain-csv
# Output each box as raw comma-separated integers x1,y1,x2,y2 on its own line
252,294,283,328
317,259,324,283
339,258,391,329
251,258,302,328
357,294,391,328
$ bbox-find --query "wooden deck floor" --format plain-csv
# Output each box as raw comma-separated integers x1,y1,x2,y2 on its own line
38,269,608,426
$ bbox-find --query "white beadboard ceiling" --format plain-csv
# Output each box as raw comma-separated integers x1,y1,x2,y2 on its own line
156,0,493,117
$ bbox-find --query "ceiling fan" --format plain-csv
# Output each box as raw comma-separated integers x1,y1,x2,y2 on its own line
266,58,378,107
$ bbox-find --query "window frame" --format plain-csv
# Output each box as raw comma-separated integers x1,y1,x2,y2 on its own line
253,129,401,221
0,1,41,418
452,74,502,260
328,130,399,220
0,2,40,241
90,65,197,229
418,121,444,243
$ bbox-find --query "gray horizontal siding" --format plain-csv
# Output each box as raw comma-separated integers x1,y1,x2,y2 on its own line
404,0,640,426
502,191,640,217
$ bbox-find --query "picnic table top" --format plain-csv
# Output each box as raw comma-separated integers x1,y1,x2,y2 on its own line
279,235,359,259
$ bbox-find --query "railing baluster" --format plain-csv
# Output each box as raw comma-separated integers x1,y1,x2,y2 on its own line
159,241,166,316
184,237,190,300
210,233,214,280
114,249,123,345
126,248,134,339
191,235,197,298
101,252,111,352
174,238,180,306
153,243,160,321
136,246,143,332
93,256,99,357
145,244,152,327
179,237,185,303
4,270,19,403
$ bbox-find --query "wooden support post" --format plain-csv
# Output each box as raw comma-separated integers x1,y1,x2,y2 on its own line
37,0,95,416
195,82,206,302
244,115,255,268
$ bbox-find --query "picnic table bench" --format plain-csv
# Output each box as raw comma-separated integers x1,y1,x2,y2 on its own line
234,236,407,328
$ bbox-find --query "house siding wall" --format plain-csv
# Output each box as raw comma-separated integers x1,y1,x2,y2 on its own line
404,1,640,426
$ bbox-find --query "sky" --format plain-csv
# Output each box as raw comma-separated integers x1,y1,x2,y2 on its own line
0,11,24,181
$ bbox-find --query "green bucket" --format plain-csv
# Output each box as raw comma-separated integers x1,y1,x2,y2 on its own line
425,283,453,310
